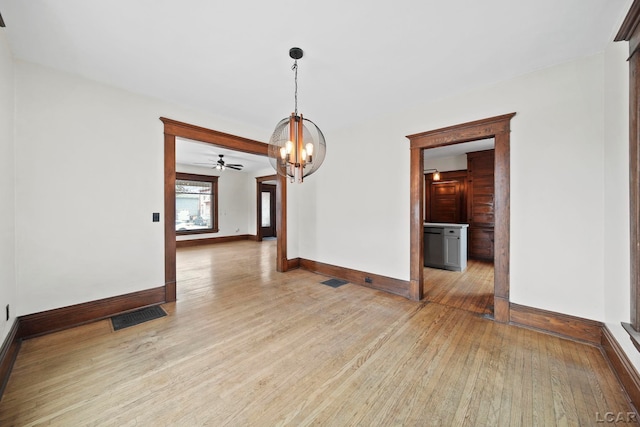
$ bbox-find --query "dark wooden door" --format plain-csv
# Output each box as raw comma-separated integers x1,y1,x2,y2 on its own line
430,181,461,223
259,184,276,238
425,170,467,224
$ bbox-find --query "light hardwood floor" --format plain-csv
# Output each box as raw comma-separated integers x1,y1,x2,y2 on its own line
0,240,634,425
423,260,494,315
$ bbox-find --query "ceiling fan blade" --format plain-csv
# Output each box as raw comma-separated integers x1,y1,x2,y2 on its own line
227,165,243,171
227,164,244,167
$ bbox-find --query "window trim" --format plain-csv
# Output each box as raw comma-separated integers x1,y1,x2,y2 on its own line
615,1,640,350
175,172,219,235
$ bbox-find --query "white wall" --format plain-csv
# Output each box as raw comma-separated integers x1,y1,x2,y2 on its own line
0,30,17,343
299,52,608,320
14,60,270,316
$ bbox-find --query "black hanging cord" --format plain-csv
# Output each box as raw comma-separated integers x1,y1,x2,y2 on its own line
292,60,298,116
288,47,303,118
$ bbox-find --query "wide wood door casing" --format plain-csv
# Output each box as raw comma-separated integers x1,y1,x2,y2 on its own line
407,113,515,323
162,118,289,303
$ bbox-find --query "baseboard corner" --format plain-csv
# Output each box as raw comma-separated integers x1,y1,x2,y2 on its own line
601,324,640,412
509,302,603,345
0,318,21,401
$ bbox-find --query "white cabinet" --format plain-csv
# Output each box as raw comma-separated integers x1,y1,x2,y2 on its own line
424,223,468,272
444,227,466,271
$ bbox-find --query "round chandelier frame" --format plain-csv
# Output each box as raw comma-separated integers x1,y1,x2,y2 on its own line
268,47,326,183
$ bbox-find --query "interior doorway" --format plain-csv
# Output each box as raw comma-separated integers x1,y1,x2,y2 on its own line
260,184,276,239
256,175,277,241
422,142,495,316
161,117,288,303
407,113,515,323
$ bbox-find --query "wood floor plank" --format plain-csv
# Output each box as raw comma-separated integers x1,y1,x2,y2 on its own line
423,259,494,315
0,240,634,425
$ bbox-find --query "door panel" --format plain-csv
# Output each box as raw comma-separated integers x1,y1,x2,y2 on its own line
431,182,460,223
467,150,495,260
425,172,467,224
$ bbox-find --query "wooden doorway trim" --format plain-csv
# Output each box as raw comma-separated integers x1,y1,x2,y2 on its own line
256,175,277,241
161,118,287,302
406,113,515,322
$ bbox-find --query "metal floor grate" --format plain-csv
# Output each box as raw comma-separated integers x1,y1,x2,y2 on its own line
321,278,348,288
111,305,167,331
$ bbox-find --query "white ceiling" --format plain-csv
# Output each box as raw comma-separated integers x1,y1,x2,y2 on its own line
424,138,495,160
0,0,631,137
176,137,270,173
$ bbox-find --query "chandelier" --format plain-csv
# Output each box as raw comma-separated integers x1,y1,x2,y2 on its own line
268,47,326,183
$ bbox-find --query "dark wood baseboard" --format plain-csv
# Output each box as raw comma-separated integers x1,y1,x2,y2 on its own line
176,234,255,248
494,296,509,323
286,257,300,271
602,325,640,412
165,280,176,302
18,286,166,339
510,302,603,345
299,258,410,298
508,305,640,411
0,320,20,399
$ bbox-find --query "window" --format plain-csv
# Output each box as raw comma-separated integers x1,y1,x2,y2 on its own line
175,173,218,234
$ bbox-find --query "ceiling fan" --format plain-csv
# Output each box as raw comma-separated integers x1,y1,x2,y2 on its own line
196,154,244,171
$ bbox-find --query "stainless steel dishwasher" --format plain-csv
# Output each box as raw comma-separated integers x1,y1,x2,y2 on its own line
424,227,444,268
